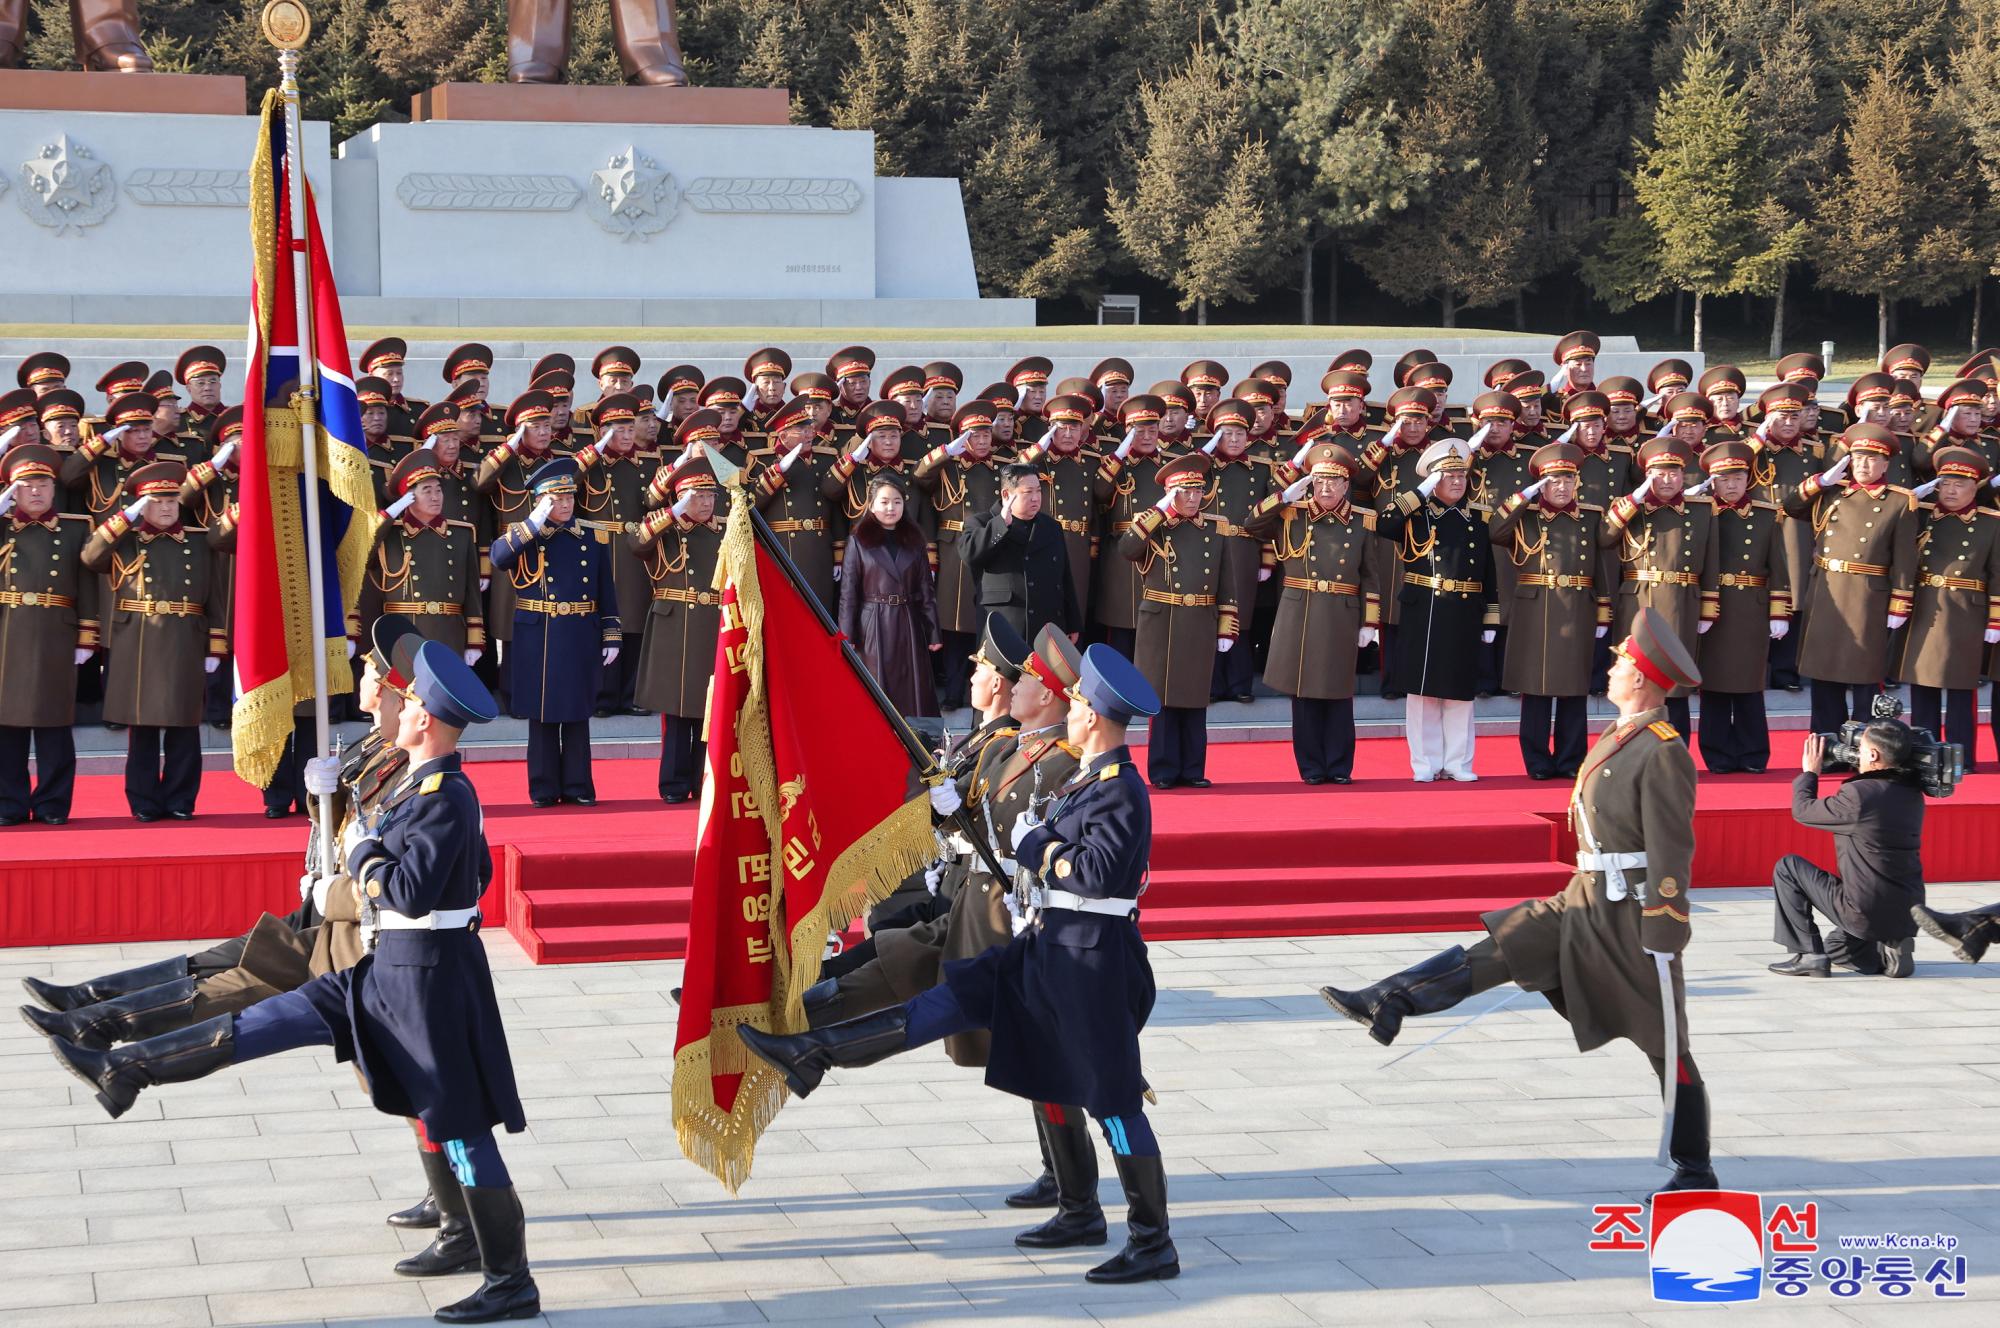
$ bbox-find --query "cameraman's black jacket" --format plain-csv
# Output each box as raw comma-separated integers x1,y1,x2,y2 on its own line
1791,769,1927,940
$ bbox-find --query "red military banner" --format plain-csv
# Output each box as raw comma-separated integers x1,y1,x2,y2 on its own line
672,486,934,1192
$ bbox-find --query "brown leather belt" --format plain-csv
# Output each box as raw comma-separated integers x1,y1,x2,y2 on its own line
515,598,597,616
1281,576,1359,596
767,518,826,533
1922,574,1988,591
383,601,464,616
1717,573,1767,588
1623,569,1700,586
1518,574,1593,589
1405,573,1481,594
653,587,720,606
0,590,75,609
116,597,203,616
1143,589,1216,607
1817,556,1887,576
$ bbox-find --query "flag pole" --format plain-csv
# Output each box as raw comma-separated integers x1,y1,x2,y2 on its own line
265,2,336,876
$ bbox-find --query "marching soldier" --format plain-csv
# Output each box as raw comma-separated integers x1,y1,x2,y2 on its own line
1490,441,1615,779
80,461,226,820
1245,441,1380,784
750,396,841,612
1600,437,1716,736
1091,395,1171,657
1895,445,2000,771
631,457,726,803
490,456,621,807
1199,398,1275,704
178,407,243,730
573,393,657,715
1323,607,1715,1194
354,448,485,660
1783,423,1920,734
1693,441,1790,774
1377,439,1497,783
914,400,1007,706
0,443,98,824
1121,452,1240,789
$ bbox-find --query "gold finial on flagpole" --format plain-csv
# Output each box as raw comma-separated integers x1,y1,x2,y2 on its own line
260,0,312,49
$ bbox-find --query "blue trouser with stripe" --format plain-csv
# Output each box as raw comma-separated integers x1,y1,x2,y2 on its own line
231,990,513,1186
903,985,1161,1158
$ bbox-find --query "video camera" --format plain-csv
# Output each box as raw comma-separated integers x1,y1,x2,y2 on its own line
1817,693,1963,798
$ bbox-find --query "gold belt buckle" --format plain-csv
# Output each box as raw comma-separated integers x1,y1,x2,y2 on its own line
426,601,443,615
21,592,40,607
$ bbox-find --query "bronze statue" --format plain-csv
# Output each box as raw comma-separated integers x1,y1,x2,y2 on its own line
0,0,153,71
509,0,689,85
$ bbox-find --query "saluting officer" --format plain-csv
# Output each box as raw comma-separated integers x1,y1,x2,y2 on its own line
1642,358,1694,430
1122,451,1240,790
1199,397,1275,704
574,345,640,441
1245,439,1382,785
1546,328,1602,418
742,346,793,436
358,336,428,438
1895,445,2000,770
1694,441,1790,774
823,400,925,576
1360,386,1436,700
475,388,561,704
1377,439,1497,783
1091,395,1171,656
828,345,878,437
0,443,98,824
1562,390,1630,512
1323,608,1716,1194
1783,423,1920,734
1007,356,1054,445
573,393,658,715
1601,437,1716,736
358,375,415,507
1698,364,1749,443
655,364,705,435
1466,389,1528,696
81,461,226,821
1744,382,1821,691
61,390,174,520
355,448,485,661
915,400,1008,706
630,457,726,803
1491,441,1615,779
1017,392,1098,620
178,407,244,729
749,395,841,611
490,456,620,807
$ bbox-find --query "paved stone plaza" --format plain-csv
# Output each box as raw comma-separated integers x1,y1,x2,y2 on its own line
2,885,1996,1326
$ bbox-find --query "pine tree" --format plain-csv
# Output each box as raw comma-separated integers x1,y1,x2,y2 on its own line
1947,0,2000,348
963,105,1100,299
371,0,504,89
303,0,392,141
1741,7,1839,357
1814,60,1986,358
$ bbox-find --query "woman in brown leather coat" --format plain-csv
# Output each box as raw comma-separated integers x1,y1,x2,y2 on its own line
837,473,940,717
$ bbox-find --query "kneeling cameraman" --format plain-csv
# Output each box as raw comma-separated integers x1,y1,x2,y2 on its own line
1769,720,1926,979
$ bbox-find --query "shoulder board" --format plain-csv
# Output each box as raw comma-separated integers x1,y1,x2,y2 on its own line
420,772,446,794
1918,501,1937,514
1685,493,1713,505
1750,500,1779,511
1098,763,1121,781
446,518,475,531
1057,739,1082,757
1606,442,1633,454
57,511,90,522
1356,508,1377,530
1648,721,1679,741
1886,485,1913,496
1578,502,1605,513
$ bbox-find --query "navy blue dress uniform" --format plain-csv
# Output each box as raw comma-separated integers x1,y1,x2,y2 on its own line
489,456,620,806
47,641,541,1324
738,643,1179,1286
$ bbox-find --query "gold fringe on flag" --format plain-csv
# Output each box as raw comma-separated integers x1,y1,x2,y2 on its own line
780,793,935,1022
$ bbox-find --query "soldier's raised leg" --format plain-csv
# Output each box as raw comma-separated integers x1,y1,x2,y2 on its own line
1319,939,1508,1045
1912,901,2000,963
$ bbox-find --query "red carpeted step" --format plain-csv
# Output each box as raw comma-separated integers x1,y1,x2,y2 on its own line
526,922,689,964
1137,889,1570,941
1139,861,1567,907
519,886,691,928
1152,816,1557,871
512,850,692,891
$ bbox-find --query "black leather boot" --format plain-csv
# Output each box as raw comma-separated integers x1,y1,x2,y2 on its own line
386,1190,441,1229
22,955,190,1013
19,976,199,1052
1015,1109,1105,1248
735,1007,909,1099
801,977,843,1027
395,1149,480,1277
1086,1153,1178,1282
1657,1081,1719,1192
434,1184,540,1323
48,1014,234,1119
1913,904,1998,964
1004,1106,1059,1209
1320,946,1472,1046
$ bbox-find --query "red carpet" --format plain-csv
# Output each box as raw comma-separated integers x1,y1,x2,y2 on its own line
5,729,1996,962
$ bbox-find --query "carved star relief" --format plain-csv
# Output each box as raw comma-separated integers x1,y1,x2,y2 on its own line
584,145,679,241
19,134,116,234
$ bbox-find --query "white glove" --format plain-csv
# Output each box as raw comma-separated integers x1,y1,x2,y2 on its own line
1358,626,1378,648
1257,567,1272,582
670,494,693,519
1282,476,1311,503
849,435,871,462
1986,628,2000,645
528,495,555,531
212,440,240,471
1912,478,1940,500
1217,636,1234,653
1009,811,1041,851
1201,434,1221,455
479,576,490,592
1290,440,1314,469
204,656,220,673
1887,613,1907,630
1481,629,1496,644
505,423,527,453
927,782,963,816
73,646,93,665
1154,491,1176,515
1628,473,1653,505
1819,454,1850,486
1522,478,1548,502
944,432,969,458
832,564,843,582
303,755,341,796
1114,428,1137,460
1990,474,2000,490
384,491,417,519
345,638,358,659
298,871,316,903
1644,948,1676,961
122,494,151,523
0,424,18,455
601,645,620,666
1685,478,1712,497
923,860,944,896
1771,619,1790,640
1594,625,1608,639
1416,471,1442,499
0,479,17,515
652,397,673,421
1697,620,1713,634
778,442,806,473
101,424,130,447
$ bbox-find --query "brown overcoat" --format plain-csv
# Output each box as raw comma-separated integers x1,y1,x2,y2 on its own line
1119,506,1241,708
1697,500,1790,694
1090,450,1169,631
1470,443,1536,622
1894,504,2000,691
1203,453,1275,628
474,443,560,643
1489,496,1614,697
577,447,663,630
749,445,840,612
1243,494,1381,700
913,448,1004,635
1601,494,1717,698
629,509,724,720
0,512,98,727
1782,478,1920,685
80,513,225,727
352,518,484,654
